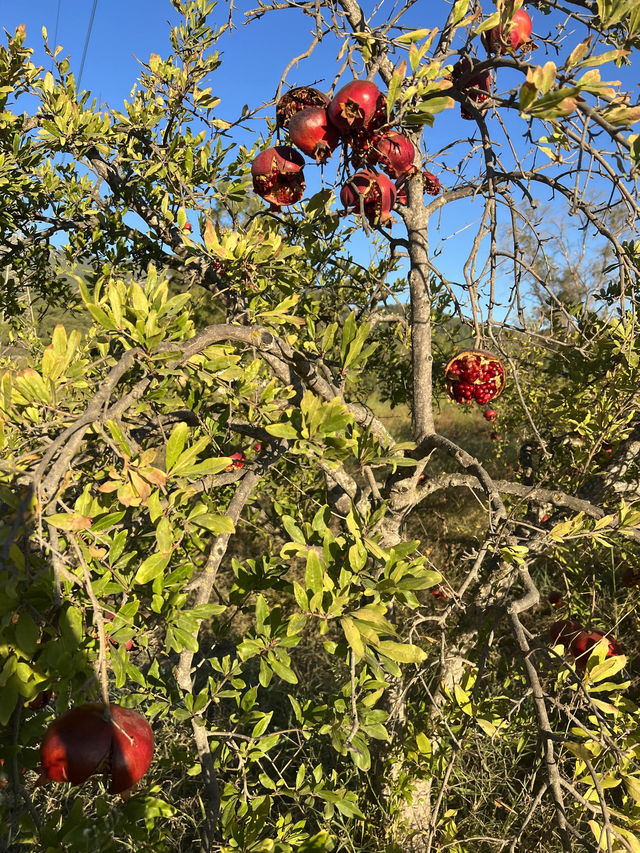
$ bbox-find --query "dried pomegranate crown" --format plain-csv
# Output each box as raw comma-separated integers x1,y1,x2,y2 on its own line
444,349,506,405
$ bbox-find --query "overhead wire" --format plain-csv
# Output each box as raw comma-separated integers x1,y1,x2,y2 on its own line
78,0,99,88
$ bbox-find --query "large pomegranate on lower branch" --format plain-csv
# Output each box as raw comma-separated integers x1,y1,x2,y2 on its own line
288,107,339,164
276,86,329,129
444,350,506,405
570,629,623,672
340,170,396,225
251,146,305,209
40,703,154,794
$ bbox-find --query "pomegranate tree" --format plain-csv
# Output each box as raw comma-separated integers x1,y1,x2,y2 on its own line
275,86,329,129
340,170,396,225
40,703,154,794
444,350,506,405
328,79,386,134
251,146,305,209
483,8,533,54
288,107,340,164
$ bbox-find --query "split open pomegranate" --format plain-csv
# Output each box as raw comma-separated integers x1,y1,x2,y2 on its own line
452,58,492,120
251,146,305,209
275,86,329,129
444,350,506,405
395,170,441,205
40,702,154,794
340,170,396,225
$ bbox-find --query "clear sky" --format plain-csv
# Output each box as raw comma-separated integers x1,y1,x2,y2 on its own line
2,1,634,319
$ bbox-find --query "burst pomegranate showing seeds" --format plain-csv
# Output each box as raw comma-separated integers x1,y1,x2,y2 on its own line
444,350,506,405
340,170,396,225
251,146,305,209
288,107,340,164
452,58,492,120
275,86,329,129
328,80,386,135
483,409,497,421
395,170,441,205
483,8,532,54
40,703,154,794
367,130,416,179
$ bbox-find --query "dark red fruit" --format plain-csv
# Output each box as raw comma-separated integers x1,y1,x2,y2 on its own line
251,147,305,209
570,630,622,672
276,86,329,129
40,703,153,794
444,350,506,406
483,9,532,54
622,567,640,587
328,80,386,134
288,107,339,164
452,58,492,120
548,590,563,606
548,618,583,647
540,514,550,524
395,170,441,205
432,585,451,601
490,431,499,441
340,170,396,225
483,409,497,421
367,130,416,179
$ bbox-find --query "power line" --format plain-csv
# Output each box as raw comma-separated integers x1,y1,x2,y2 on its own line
78,0,99,88
52,0,62,66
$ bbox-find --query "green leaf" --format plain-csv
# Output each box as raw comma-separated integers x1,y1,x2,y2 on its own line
265,422,298,439
305,550,324,595
297,831,333,852
376,640,426,663
623,774,640,803
341,616,365,658
47,513,92,531
15,613,39,656
166,422,189,472
190,514,235,535
134,552,170,585
269,656,298,684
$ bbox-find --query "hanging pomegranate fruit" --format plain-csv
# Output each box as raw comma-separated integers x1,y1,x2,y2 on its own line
340,170,396,225
40,703,154,794
483,9,532,54
452,58,492,120
275,86,329,129
366,130,416,179
328,80,387,135
570,629,623,672
444,350,506,405
288,107,340,164
251,146,305,209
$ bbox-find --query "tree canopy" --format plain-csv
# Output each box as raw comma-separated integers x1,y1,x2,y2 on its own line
1,1,640,851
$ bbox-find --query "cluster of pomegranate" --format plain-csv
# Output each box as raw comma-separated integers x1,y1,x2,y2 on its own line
453,9,532,120
251,79,441,223
39,703,154,795
548,618,622,673
444,349,506,406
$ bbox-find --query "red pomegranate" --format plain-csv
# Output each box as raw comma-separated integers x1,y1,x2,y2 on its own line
226,451,245,472
483,9,532,54
367,130,416,179
452,58,492,120
40,703,154,794
570,630,623,672
288,107,340,164
548,618,583,647
395,170,441,205
340,170,396,225
328,80,386,134
548,590,563,606
276,86,329,129
622,567,640,587
444,350,506,406
483,409,497,421
251,146,305,209
490,431,499,441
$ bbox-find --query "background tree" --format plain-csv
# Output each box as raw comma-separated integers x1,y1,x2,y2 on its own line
1,1,640,851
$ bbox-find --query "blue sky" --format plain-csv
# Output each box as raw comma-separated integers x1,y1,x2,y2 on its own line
3,1,634,318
